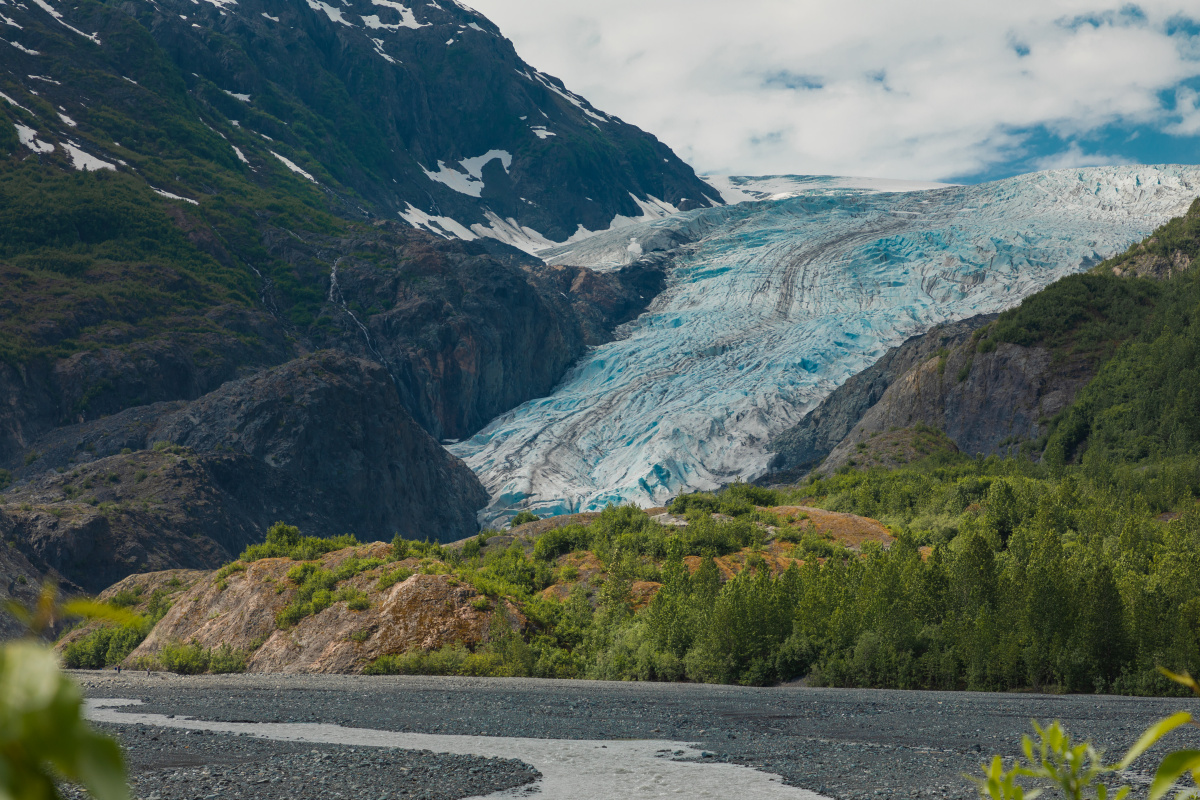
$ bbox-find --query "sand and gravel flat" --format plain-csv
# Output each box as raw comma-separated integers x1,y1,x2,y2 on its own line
74,671,1200,800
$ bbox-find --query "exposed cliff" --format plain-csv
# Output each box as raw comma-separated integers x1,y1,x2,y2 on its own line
1,352,487,592
763,315,993,482
818,340,1095,473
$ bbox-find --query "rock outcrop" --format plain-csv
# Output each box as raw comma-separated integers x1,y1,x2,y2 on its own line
764,315,993,482
124,542,519,674
1,352,487,592
819,340,1096,473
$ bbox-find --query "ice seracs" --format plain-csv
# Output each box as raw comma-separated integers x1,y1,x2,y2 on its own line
451,165,1200,526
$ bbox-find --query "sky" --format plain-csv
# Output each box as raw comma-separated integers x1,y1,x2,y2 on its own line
463,0,1200,183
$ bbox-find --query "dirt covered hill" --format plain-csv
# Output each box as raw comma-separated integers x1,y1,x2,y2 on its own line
58,502,893,675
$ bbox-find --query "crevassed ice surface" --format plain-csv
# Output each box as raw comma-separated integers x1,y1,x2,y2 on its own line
451,166,1200,525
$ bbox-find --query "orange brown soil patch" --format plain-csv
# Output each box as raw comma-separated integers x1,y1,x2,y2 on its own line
769,506,894,550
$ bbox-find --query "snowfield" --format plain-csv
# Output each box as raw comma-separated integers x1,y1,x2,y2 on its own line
451,165,1200,525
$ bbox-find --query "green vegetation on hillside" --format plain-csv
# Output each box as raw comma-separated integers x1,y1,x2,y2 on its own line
61,583,177,669
0,6,355,369
1043,265,1200,465
1104,196,1200,272
357,447,1200,692
977,271,1161,365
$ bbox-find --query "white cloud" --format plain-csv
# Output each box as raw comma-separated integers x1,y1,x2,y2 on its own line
463,0,1200,180
1166,86,1200,135
1031,142,1137,171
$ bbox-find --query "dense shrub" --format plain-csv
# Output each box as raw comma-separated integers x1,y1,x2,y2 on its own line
240,522,358,562
157,641,248,674
61,625,146,669
157,641,210,675
509,510,540,527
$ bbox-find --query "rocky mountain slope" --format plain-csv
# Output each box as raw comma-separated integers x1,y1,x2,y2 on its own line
765,315,995,481
0,0,714,251
449,166,1200,524
772,198,1200,476
0,0,701,596
2,352,489,592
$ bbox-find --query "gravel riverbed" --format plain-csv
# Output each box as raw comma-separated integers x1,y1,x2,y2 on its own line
61,723,539,800
74,672,1200,800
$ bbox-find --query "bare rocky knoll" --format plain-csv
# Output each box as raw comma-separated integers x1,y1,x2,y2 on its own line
59,506,893,674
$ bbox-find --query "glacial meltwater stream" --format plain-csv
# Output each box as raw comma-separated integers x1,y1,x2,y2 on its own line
87,699,830,800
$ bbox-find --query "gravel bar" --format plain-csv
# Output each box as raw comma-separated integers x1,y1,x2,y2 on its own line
74,671,1200,800
60,721,539,800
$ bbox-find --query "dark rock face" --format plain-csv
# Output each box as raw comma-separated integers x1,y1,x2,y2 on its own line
268,224,667,441
153,350,487,540
0,306,290,463
764,315,994,481
0,224,665,595
1,352,487,592
819,339,1095,473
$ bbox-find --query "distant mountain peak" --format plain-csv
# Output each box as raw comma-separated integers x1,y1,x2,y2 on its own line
0,0,717,254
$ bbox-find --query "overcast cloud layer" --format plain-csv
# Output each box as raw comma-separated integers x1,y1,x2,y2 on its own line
463,0,1200,182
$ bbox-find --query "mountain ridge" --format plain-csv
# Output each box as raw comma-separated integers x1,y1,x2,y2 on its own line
0,0,708,592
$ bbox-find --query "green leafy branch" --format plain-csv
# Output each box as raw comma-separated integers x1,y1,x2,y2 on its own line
976,669,1200,800
2,582,130,800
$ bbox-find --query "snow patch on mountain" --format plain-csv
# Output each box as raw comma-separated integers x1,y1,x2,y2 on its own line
450,165,1200,525
362,0,425,28
7,39,38,54
306,0,355,26
14,123,53,153
152,187,199,205
422,149,511,198
62,141,114,171
533,71,608,124
271,151,317,182
27,0,100,43
399,203,479,240
370,37,396,62
0,91,33,114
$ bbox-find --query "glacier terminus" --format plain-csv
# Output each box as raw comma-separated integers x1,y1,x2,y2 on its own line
449,165,1200,526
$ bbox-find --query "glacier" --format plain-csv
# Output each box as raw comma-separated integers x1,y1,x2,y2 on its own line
449,165,1200,526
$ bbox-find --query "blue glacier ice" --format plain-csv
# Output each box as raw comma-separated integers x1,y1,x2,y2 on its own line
448,166,1200,525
